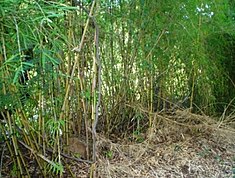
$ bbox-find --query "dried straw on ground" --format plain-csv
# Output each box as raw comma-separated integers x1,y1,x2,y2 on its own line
95,110,235,178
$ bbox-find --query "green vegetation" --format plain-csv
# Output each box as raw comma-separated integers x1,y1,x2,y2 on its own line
0,0,234,177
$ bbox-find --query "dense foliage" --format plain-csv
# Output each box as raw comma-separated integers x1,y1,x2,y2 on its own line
0,0,234,177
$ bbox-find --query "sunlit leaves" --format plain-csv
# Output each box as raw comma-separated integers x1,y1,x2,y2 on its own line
46,119,64,141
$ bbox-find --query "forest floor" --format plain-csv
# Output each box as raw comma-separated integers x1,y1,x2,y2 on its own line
71,110,235,178
1,110,235,177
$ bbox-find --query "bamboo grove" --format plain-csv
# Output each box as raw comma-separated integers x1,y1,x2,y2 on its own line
0,0,234,177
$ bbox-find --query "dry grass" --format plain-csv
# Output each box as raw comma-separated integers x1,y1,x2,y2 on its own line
94,110,235,178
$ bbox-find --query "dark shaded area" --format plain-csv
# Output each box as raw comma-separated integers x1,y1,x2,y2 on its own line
205,33,235,113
